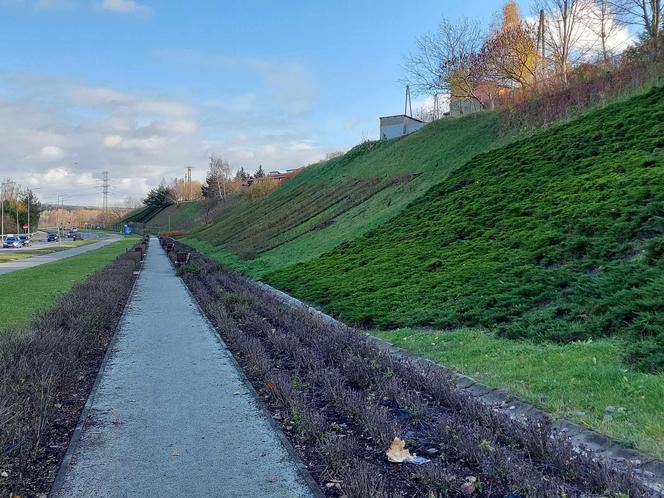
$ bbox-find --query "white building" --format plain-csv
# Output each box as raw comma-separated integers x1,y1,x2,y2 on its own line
379,114,425,140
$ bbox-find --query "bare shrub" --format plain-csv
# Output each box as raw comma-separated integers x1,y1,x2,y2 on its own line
0,249,141,496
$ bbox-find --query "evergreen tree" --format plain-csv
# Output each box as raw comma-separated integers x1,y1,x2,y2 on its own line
254,164,265,178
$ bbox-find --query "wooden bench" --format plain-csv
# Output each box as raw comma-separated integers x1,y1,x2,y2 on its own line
175,251,190,267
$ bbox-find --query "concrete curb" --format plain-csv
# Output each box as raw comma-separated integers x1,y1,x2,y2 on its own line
252,280,664,495
49,242,146,497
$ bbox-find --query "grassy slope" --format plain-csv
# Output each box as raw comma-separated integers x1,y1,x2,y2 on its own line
188,111,516,277
265,86,664,456
269,86,664,367
0,238,137,330
145,200,210,232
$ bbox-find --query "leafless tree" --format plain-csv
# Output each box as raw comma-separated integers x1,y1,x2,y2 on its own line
535,0,595,83
588,0,624,64
209,155,231,201
611,0,662,61
403,17,490,103
484,21,541,87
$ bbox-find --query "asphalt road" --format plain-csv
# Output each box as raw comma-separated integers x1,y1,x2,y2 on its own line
52,238,316,498
0,235,121,276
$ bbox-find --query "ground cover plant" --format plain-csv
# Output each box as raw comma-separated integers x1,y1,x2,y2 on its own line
169,240,655,498
267,85,664,373
376,328,664,459
0,237,138,330
187,110,517,277
0,241,143,497
0,239,95,263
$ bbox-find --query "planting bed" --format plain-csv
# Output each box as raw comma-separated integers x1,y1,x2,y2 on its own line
169,240,656,498
0,241,144,497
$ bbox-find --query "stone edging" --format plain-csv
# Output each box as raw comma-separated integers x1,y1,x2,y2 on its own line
253,281,664,495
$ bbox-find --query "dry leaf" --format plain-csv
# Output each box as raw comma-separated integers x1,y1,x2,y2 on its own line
386,437,417,463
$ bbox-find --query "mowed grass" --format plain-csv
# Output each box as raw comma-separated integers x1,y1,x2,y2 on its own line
376,328,664,459
269,85,664,372
190,111,518,277
0,240,95,263
0,238,137,330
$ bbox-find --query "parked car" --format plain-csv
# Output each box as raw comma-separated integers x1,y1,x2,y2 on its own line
47,232,59,242
2,236,21,248
18,235,31,247
73,232,83,240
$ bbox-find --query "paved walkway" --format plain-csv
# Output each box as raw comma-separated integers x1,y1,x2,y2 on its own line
52,238,315,498
0,236,120,276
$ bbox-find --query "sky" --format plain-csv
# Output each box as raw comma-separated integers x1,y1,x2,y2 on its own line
0,0,632,207
0,0,511,207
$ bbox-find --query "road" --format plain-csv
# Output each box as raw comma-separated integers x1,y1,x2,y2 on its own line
4,230,111,251
52,238,316,498
0,235,122,276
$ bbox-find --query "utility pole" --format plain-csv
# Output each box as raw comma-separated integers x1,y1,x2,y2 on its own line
404,85,413,117
1,178,5,242
537,9,546,80
26,187,39,236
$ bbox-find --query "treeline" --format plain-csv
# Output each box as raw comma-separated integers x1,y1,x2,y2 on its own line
143,157,281,209
405,0,664,120
0,178,40,234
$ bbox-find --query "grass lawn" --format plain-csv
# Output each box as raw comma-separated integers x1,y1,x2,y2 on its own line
0,237,138,330
0,240,96,263
376,328,664,459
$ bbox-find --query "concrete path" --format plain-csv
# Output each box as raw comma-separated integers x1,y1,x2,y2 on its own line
52,238,316,498
0,236,120,276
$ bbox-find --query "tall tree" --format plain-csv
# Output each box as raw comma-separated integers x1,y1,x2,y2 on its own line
589,0,622,64
536,0,594,83
485,1,541,87
254,164,266,178
611,0,662,61
207,155,232,201
404,17,489,102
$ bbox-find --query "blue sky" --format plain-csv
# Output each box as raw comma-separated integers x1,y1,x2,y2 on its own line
0,0,507,206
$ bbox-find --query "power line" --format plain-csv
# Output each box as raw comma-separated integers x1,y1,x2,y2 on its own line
99,171,110,222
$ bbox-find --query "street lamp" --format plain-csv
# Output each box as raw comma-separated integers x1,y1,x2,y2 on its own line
27,187,40,237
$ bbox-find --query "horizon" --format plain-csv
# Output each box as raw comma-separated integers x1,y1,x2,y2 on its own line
0,0,507,207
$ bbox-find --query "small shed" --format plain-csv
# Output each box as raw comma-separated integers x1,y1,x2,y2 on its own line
379,114,424,140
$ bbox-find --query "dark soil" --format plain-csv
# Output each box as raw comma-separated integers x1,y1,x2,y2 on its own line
169,239,656,498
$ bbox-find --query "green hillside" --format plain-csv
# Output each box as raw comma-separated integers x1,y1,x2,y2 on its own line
268,86,664,373
186,111,517,277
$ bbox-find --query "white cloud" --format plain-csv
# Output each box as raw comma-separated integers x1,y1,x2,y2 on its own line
0,72,332,206
39,145,65,160
99,0,152,15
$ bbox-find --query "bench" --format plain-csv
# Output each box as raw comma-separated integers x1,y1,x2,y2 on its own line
175,251,190,267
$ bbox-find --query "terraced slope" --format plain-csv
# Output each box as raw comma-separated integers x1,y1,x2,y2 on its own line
268,85,664,373
187,111,516,277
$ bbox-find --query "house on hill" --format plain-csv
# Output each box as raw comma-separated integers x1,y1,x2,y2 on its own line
264,168,304,182
379,114,425,140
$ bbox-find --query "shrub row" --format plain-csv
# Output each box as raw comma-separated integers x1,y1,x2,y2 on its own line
0,246,142,497
171,242,654,498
